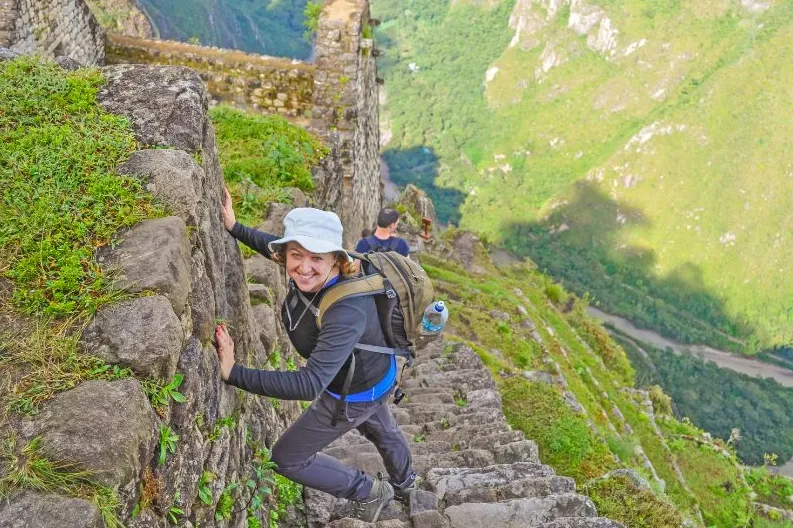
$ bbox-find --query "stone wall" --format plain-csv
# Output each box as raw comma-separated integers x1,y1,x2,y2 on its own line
312,0,382,247
106,33,315,120
2,0,105,64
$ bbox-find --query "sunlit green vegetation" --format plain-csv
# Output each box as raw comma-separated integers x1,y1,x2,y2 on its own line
373,0,793,354
619,332,793,466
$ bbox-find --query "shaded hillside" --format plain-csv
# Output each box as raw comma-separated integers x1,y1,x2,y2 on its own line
372,0,793,354
137,0,313,59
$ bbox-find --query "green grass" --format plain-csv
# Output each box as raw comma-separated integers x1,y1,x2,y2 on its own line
582,475,685,528
0,57,161,318
660,419,753,527
0,57,162,415
744,466,793,510
209,105,327,226
373,0,793,354
500,376,617,482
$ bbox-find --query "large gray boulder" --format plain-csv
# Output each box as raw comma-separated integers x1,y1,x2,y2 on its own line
98,216,191,316
118,149,203,225
98,65,208,153
31,380,157,495
81,295,184,380
0,492,103,528
0,47,20,61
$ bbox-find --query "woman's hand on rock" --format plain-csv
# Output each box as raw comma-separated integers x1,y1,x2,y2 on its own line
221,187,237,231
215,324,235,381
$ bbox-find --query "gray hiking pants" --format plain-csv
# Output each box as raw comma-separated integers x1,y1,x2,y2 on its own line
271,388,413,500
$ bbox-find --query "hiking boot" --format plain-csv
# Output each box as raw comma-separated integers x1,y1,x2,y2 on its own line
352,474,394,523
392,471,419,503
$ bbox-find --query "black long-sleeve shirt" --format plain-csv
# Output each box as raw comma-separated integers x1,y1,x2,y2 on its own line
226,222,390,400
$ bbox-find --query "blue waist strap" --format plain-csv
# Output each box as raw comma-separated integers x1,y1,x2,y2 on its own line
326,355,397,402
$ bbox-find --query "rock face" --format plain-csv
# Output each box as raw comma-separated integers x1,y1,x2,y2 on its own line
118,149,203,224
0,0,105,64
98,64,208,152
31,380,157,496
1,61,304,527
303,341,624,528
0,492,104,528
81,295,184,379
98,216,192,316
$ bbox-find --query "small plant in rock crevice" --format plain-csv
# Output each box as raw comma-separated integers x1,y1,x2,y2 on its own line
158,425,179,465
167,491,184,525
143,373,187,417
209,416,236,442
198,470,217,506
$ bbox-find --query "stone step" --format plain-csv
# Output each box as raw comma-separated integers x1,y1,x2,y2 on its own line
466,430,526,450
413,449,496,475
425,462,555,490
403,392,455,405
492,440,540,464
412,350,485,371
419,411,508,432
324,439,453,460
425,422,513,443
540,519,627,528
441,494,597,528
443,476,576,506
401,371,496,392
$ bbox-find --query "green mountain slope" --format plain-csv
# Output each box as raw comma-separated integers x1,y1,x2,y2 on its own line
416,231,793,527
373,0,793,353
137,0,313,59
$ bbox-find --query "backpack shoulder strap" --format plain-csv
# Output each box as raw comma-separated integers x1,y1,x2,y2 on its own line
316,274,385,328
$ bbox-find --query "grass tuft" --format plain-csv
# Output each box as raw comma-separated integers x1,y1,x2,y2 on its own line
0,435,123,527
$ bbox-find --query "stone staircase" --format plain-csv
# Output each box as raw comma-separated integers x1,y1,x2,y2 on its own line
302,340,625,528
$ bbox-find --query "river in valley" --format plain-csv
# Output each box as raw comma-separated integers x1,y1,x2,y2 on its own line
587,306,793,477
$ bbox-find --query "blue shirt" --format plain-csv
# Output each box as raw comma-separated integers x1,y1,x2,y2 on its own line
355,235,410,256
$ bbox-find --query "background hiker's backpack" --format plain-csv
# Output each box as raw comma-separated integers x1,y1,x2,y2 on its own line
316,251,435,423
364,235,398,253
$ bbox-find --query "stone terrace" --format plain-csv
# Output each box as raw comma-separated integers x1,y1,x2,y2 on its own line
304,340,625,528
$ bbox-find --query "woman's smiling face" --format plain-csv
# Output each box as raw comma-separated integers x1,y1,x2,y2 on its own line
285,242,339,293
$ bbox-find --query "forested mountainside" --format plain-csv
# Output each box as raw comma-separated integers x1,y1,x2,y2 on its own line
372,0,793,355
2,51,792,528
413,232,793,527
136,0,313,59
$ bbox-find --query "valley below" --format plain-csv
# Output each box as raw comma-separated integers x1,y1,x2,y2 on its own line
588,306,793,477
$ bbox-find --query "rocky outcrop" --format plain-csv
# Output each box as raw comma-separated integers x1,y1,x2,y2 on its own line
0,491,104,528
0,62,302,527
303,340,624,527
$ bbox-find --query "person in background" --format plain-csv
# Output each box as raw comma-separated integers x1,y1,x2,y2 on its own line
355,208,409,256
215,189,416,523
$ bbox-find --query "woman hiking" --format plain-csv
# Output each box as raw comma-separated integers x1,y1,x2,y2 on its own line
215,189,416,523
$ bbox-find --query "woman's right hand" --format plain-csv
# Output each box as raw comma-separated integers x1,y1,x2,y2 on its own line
221,187,237,231
215,324,235,381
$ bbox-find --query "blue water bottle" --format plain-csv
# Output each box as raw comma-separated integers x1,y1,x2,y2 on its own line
420,301,449,336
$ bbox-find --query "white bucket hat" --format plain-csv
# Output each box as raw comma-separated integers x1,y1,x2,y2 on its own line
268,208,352,261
